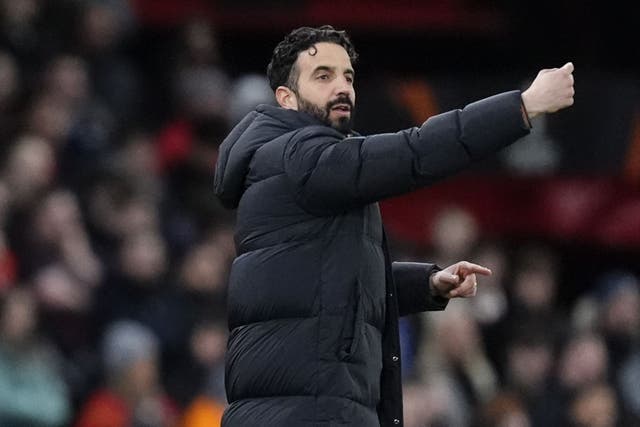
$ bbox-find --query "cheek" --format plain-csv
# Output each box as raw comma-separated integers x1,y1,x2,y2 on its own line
294,88,314,106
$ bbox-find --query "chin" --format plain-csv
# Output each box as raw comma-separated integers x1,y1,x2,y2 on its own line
329,118,352,133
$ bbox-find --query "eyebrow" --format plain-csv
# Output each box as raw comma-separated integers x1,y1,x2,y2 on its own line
312,65,355,76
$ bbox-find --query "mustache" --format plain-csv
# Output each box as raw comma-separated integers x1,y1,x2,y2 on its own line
326,96,354,110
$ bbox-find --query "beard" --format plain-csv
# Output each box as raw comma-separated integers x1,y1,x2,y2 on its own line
297,94,355,134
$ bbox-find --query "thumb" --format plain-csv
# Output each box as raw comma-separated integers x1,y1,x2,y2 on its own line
561,62,574,73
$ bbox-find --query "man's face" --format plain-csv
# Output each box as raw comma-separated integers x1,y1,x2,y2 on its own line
290,42,356,133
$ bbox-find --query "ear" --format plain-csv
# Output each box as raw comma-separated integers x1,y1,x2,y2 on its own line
275,86,299,110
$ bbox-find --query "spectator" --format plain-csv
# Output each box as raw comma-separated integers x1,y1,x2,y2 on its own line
402,378,468,427
75,0,141,128
162,116,231,234
82,173,160,264
36,54,116,185
0,287,71,427
75,320,178,427
28,189,103,287
617,350,640,424
178,319,227,427
3,135,56,211
568,383,618,427
92,228,169,337
502,325,555,419
501,244,567,356
0,0,49,74
476,391,531,427
468,241,510,372
161,241,230,399
535,332,610,426
418,301,499,419
593,270,640,424
595,270,640,371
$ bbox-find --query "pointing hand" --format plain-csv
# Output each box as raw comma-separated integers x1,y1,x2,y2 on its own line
430,261,492,299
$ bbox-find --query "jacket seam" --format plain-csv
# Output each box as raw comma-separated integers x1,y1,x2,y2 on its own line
314,231,328,425
238,232,382,256
230,394,377,411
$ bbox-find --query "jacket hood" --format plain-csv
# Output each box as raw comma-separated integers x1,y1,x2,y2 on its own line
214,104,322,209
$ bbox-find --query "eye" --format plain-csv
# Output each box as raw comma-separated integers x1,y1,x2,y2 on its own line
346,76,354,84
317,74,329,80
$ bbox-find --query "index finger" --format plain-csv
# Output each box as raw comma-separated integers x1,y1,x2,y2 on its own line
460,262,492,276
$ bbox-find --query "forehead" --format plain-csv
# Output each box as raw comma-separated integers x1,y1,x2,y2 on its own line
295,42,353,74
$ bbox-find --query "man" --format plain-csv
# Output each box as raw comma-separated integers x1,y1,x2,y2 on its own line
214,25,574,427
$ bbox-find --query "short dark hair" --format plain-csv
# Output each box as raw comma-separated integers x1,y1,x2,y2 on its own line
266,25,358,92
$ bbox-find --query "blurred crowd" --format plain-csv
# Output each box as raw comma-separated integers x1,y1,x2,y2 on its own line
0,1,260,426
0,1,638,427
390,207,640,427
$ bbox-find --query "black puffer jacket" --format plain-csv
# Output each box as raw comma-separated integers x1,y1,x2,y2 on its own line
214,91,530,427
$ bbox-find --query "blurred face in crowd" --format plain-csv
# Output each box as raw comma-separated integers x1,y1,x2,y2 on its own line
180,243,228,294
602,283,640,337
569,384,618,427
431,206,479,261
506,341,553,395
481,393,531,427
0,288,37,345
81,2,120,51
190,322,227,367
45,55,89,104
559,334,608,389
34,190,82,243
126,356,159,399
5,136,56,206
1,0,39,27
120,231,166,283
183,17,220,64
277,42,355,133
28,95,72,143
513,268,556,310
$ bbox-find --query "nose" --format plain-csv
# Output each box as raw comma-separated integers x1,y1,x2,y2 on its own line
335,76,354,98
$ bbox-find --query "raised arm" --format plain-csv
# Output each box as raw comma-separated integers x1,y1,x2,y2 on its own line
285,91,530,214
284,61,575,215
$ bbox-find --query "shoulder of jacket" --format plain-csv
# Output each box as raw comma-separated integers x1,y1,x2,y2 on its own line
290,125,345,142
